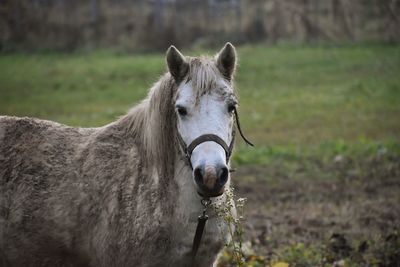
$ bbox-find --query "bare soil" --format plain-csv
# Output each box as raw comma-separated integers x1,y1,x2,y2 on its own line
232,154,400,265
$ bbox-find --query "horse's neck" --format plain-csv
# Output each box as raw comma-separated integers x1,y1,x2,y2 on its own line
171,159,228,220
173,160,203,215
171,158,231,254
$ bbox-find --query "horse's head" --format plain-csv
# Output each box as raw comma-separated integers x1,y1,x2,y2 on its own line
166,43,245,198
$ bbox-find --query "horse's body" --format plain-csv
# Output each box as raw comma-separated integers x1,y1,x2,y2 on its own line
0,44,240,267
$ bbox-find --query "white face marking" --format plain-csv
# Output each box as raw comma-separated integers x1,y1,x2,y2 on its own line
175,80,235,171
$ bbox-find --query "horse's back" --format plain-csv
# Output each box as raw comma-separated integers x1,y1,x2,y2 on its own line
0,116,89,187
0,116,94,267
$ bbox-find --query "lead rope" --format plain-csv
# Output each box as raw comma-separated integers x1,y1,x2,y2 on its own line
191,198,211,267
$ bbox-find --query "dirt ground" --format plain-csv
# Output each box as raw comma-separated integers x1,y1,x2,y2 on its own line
231,154,400,265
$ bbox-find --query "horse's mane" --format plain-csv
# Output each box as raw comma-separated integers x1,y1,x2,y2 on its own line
117,56,224,182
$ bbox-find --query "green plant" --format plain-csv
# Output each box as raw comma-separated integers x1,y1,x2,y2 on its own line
273,243,324,267
214,187,247,267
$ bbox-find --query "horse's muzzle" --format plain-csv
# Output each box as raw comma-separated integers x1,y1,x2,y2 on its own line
193,164,229,197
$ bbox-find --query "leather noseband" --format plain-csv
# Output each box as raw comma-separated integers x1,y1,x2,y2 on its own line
187,133,235,162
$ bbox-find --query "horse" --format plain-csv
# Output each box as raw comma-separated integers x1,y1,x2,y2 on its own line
0,43,251,267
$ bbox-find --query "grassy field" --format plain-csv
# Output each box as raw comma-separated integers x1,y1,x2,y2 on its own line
1,44,399,146
1,44,400,266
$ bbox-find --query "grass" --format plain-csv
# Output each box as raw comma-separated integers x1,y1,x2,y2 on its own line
0,51,164,126
1,44,399,149
238,44,400,145
233,138,400,167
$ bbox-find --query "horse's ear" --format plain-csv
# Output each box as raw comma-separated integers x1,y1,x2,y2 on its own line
216,42,236,81
166,45,189,82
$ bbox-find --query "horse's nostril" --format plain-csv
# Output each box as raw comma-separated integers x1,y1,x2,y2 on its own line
218,166,229,186
194,167,204,185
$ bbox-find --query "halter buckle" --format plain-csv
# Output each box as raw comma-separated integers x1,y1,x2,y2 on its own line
201,198,211,208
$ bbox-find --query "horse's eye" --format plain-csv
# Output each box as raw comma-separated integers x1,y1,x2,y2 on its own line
227,104,236,114
176,106,187,116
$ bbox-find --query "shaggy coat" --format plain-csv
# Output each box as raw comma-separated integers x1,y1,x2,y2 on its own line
0,51,236,267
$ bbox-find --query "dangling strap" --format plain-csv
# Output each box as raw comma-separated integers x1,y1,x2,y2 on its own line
234,108,254,147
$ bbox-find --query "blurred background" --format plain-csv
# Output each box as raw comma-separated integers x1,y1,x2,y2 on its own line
1,0,400,266
1,0,399,51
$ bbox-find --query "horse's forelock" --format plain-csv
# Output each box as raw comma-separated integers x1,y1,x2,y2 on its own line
186,57,226,102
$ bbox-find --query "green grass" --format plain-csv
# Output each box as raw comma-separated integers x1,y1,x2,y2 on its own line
235,43,400,146
1,44,399,152
0,51,164,126
233,138,400,167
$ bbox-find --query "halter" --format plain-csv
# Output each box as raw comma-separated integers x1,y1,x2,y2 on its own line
180,108,254,266
177,107,253,169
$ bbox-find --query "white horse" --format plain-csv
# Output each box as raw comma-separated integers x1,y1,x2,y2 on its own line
0,43,251,267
